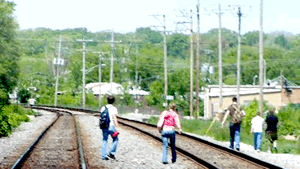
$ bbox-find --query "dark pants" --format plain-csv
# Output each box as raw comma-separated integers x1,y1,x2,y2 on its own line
161,130,176,163
229,123,241,149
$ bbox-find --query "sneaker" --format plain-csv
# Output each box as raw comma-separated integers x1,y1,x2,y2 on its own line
236,148,240,151
102,157,109,160
256,150,260,153
163,162,168,165
108,154,116,160
172,160,176,164
273,147,278,153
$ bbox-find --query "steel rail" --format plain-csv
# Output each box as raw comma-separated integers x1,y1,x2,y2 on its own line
11,106,88,169
34,105,283,169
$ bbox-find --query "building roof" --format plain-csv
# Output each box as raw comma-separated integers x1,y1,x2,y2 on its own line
86,82,150,95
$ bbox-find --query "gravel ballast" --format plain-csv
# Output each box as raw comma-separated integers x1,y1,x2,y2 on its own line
0,110,56,165
121,113,300,169
77,115,202,169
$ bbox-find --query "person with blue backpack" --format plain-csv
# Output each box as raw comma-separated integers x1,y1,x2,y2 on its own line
99,95,119,160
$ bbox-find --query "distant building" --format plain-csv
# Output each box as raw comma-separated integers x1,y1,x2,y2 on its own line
203,76,300,118
85,82,150,97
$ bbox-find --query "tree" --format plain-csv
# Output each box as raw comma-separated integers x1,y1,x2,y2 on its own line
274,35,288,48
0,1,21,106
136,27,163,44
167,33,189,59
243,31,268,46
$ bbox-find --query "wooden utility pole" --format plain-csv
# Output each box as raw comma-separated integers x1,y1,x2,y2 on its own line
149,14,169,108
189,9,194,118
229,5,251,104
237,7,242,104
54,35,62,107
76,38,93,109
196,0,200,118
259,0,264,116
175,9,194,118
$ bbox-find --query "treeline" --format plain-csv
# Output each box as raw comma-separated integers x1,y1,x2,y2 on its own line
15,26,300,113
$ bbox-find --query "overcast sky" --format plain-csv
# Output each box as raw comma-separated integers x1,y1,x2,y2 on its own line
12,0,300,35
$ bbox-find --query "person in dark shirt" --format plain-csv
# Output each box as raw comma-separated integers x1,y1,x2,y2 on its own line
265,108,279,153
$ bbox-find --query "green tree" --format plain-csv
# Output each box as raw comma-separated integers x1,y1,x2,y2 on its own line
167,33,189,59
243,31,268,46
274,35,288,48
136,27,163,44
0,1,21,106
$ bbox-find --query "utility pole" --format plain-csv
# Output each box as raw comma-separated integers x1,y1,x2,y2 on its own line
218,4,223,109
77,38,93,109
229,5,251,104
149,14,169,108
175,9,194,118
135,44,139,111
96,52,108,109
208,4,227,111
54,35,62,107
237,7,242,104
189,9,194,118
99,54,102,108
103,29,121,95
196,0,200,118
110,29,114,93
163,15,168,108
259,0,264,116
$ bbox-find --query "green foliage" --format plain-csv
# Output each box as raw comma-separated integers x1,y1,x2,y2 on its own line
57,92,81,107
0,104,32,137
277,104,300,137
18,88,31,103
0,1,21,107
243,31,267,46
275,35,289,49
136,27,163,44
167,33,189,59
242,99,271,131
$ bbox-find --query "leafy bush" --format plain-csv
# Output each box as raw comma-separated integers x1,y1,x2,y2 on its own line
277,104,300,137
0,105,32,137
242,99,271,132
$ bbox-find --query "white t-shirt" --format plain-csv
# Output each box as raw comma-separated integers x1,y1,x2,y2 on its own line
28,98,36,105
251,115,264,132
100,104,118,126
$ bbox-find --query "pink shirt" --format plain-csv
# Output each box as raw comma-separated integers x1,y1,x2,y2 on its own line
157,110,181,129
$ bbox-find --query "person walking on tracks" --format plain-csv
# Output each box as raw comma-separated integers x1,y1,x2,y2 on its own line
250,112,264,152
265,108,279,153
99,95,119,160
221,97,246,151
157,103,182,164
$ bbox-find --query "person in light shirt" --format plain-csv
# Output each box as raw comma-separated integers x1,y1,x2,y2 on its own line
250,112,265,152
157,103,182,164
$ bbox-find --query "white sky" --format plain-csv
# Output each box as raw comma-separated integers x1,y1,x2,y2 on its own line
12,0,300,35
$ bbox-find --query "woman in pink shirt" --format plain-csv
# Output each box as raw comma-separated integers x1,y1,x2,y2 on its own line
157,103,182,164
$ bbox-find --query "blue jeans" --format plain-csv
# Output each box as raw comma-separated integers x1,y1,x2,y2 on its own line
102,125,118,159
229,123,241,149
254,132,262,150
161,129,176,163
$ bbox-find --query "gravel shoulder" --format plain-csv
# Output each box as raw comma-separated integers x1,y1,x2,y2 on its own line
120,113,300,169
0,109,56,165
77,115,202,169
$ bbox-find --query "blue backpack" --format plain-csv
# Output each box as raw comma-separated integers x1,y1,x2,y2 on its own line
99,106,110,129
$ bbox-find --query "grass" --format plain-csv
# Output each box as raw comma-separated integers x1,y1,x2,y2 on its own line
148,116,300,155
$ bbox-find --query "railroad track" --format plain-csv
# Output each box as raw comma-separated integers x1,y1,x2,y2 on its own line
3,107,86,169
17,106,283,169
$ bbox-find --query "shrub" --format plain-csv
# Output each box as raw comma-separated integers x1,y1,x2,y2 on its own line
0,105,32,137
277,104,300,137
